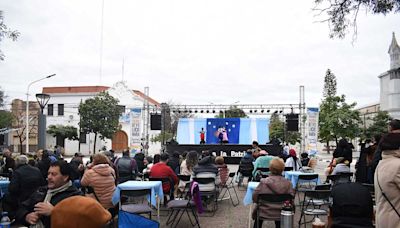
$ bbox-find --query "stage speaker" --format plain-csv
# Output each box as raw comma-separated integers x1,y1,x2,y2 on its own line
286,114,299,131
150,114,162,130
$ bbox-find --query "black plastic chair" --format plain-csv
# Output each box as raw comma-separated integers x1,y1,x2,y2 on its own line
284,167,293,171
295,174,319,205
255,194,293,228
119,189,153,219
327,172,353,185
166,182,201,228
298,189,331,228
218,172,239,206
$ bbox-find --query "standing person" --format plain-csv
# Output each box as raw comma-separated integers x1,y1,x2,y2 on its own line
374,129,400,228
69,153,84,182
2,149,15,176
222,127,229,144
114,149,138,183
283,143,290,157
200,128,206,144
355,139,371,183
16,160,81,228
367,134,381,183
333,138,353,165
81,154,116,209
285,149,302,171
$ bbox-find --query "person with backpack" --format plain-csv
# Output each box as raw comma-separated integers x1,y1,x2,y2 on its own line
114,149,138,184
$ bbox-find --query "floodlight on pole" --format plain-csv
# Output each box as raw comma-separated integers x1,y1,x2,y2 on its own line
26,74,56,154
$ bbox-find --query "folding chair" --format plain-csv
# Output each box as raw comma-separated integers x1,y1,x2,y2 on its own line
149,177,174,203
237,167,253,188
295,174,319,205
166,182,201,228
193,177,218,216
327,172,353,185
119,189,153,219
177,175,191,199
298,189,331,228
254,167,269,181
255,194,293,228
218,172,239,206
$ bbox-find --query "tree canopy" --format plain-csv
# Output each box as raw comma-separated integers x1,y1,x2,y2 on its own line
0,88,12,129
78,92,120,153
215,106,248,118
364,111,391,139
47,125,78,141
269,113,301,145
314,0,400,39
0,11,19,61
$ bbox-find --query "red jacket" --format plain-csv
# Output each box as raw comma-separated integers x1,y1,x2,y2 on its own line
150,162,178,193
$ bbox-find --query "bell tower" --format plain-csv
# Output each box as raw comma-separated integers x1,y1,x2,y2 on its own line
389,32,400,70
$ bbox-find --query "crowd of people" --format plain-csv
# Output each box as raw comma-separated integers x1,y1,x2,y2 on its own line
0,119,398,227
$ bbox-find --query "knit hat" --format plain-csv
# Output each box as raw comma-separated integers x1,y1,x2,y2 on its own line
51,196,112,228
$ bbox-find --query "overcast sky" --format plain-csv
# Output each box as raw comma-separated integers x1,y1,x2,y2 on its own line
1,0,399,109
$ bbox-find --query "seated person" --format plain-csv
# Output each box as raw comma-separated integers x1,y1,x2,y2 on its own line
149,153,179,199
192,155,220,192
252,150,274,179
16,160,81,228
215,156,229,187
328,182,373,228
238,150,254,183
81,154,116,209
285,149,302,171
300,152,310,167
331,157,351,175
252,158,294,228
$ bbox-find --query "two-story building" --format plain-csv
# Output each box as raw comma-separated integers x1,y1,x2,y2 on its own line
42,81,161,156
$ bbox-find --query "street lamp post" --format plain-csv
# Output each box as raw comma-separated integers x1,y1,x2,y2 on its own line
36,93,51,150
26,74,56,154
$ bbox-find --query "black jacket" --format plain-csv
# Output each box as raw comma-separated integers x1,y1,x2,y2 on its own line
333,139,353,164
134,153,146,173
9,164,46,204
239,154,254,176
193,156,218,175
16,185,81,228
37,158,52,180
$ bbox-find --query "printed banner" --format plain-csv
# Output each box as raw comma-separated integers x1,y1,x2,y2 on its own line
306,107,319,154
130,108,142,149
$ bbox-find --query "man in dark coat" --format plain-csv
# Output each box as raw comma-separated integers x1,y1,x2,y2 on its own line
37,150,52,180
167,152,180,174
16,160,81,228
3,155,45,219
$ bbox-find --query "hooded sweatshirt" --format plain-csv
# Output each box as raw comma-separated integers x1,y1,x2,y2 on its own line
81,164,116,209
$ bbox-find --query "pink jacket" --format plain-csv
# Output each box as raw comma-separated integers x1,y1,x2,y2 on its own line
81,164,116,209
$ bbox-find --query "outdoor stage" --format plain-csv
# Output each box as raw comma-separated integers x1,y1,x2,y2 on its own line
166,144,282,164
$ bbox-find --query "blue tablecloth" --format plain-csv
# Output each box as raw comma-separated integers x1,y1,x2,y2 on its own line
112,181,163,207
243,182,259,206
0,180,10,198
284,171,319,188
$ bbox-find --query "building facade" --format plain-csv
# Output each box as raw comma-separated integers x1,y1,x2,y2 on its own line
379,32,400,119
42,81,161,156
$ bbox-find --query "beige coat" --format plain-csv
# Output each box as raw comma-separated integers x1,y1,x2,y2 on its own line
81,164,116,209
374,149,400,228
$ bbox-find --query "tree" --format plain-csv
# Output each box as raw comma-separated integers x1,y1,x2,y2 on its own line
0,11,20,61
314,0,400,40
269,113,301,144
0,88,12,129
364,111,391,139
323,69,337,98
47,125,78,147
215,106,248,118
11,107,37,153
78,92,120,153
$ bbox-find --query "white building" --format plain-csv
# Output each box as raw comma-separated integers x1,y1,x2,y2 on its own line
379,32,400,119
42,81,161,156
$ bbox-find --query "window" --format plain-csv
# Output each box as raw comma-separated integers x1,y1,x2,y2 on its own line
48,104,53,116
79,132,87,143
58,104,64,116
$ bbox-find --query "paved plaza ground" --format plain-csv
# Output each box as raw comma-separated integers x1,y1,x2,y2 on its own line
154,152,354,228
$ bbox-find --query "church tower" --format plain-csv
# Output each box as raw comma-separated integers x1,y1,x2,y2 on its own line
379,32,400,119
389,32,400,70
